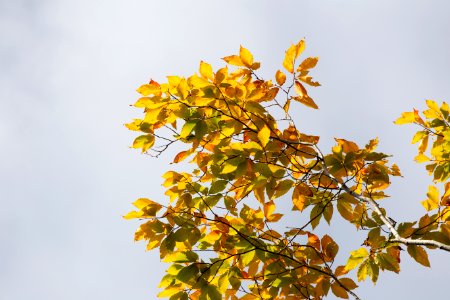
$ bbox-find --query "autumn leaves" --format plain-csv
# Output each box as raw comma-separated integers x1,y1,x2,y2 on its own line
125,40,450,299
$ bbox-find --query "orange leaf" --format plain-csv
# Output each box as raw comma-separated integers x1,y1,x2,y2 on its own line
298,56,319,72
275,70,287,86
292,95,319,110
331,282,349,299
307,232,321,250
335,138,359,153
294,80,307,98
407,245,430,267
292,183,313,211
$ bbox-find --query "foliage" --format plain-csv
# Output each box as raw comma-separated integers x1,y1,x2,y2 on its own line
125,40,450,299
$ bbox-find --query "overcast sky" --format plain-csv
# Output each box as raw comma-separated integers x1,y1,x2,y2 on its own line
1,1,449,299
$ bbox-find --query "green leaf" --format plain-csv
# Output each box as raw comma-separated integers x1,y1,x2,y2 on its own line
323,203,333,224
376,252,400,273
199,285,222,300
321,234,339,260
204,195,222,207
176,264,199,284
209,180,228,194
310,204,323,229
169,292,189,300
368,259,379,283
273,179,294,198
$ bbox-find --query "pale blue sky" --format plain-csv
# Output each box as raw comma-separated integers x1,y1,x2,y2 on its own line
1,1,449,299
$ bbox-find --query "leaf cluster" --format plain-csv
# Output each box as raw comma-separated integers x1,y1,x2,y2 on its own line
126,41,450,299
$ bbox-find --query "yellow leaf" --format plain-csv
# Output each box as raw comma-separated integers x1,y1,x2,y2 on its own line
415,153,430,163
187,74,211,88
241,250,255,266
133,198,154,209
411,131,427,144
180,121,196,139
125,119,143,131
275,70,286,86
418,133,429,153
157,287,181,298
356,260,368,282
177,78,189,99
258,125,271,147
136,80,161,96
421,185,439,211
123,211,142,220
426,99,440,112
426,185,439,204
283,44,296,73
283,40,305,73
167,76,181,88
222,55,245,67
221,163,238,174
199,61,214,80
239,45,254,67
345,248,369,271
394,111,416,125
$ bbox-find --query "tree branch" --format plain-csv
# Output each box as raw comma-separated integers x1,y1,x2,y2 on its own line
311,145,450,253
